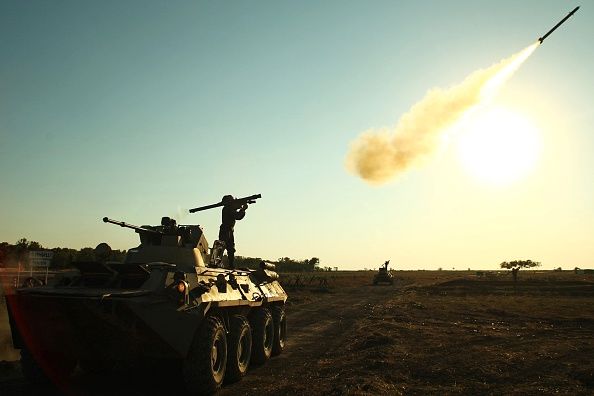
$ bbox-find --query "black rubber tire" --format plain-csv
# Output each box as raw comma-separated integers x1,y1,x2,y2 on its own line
225,315,252,383
183,315,227,395
271,306,286,356
250,308,274,365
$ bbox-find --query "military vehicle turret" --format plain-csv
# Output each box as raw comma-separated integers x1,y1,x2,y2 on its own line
373,260,394,285
6,212,287,394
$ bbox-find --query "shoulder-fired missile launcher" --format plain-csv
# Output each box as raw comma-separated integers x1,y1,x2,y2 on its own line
6,215,287,394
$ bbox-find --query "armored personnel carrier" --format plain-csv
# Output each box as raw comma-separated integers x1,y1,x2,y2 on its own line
6,213,287,394
373,260,394,285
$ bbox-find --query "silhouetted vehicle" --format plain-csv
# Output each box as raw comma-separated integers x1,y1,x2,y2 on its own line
6,215,287,394
373,260,394,285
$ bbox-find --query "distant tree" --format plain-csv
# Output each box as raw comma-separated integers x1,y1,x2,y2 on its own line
274,256,321,272
307,257,320,271
233,256,263,270
28,241,43,250
76,247,95,262
50,247,77,268
0,242,10,267
0,239,128,269
14,238,30,268
9,238,44,269
500,259,541,281
15,238,29,248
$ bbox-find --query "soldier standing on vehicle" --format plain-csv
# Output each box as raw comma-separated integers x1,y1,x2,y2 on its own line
219,195,247,269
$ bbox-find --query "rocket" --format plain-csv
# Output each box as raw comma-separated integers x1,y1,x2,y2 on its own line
538,6,580,44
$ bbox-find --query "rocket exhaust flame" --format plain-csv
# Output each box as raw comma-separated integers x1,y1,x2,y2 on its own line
346,43,539,184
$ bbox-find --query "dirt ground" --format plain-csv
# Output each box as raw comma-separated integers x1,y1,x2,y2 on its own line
1,270,593,395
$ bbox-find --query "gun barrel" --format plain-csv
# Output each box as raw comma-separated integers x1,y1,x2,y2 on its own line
102,217,162,234
241,194,262,202
188,194,262,214
188,202,224,213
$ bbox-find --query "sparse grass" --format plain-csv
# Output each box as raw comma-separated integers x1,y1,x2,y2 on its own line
1,270,593,395
297,273,594,395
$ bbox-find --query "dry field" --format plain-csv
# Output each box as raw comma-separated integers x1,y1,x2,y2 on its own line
1,270,593,395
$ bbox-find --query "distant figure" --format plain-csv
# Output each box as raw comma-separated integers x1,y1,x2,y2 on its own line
384,260,390,270
219,195,247,269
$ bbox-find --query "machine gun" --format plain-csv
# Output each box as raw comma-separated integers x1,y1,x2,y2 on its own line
103,217,163,235
103,217,208,258
188,194,261,213
103,217,166,246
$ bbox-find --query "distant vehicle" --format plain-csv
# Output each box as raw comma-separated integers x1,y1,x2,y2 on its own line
373,260,394,285
6,215,287,394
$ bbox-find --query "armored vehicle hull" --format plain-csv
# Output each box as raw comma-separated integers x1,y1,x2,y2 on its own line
6,217,287,394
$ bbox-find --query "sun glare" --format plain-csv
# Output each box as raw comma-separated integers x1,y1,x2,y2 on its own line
455,107,542,187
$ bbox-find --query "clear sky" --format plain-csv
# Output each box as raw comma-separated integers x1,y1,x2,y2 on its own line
1,1,592,270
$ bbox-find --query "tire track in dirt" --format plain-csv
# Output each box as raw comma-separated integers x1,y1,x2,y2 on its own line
0,284,402,396
220,285,400,396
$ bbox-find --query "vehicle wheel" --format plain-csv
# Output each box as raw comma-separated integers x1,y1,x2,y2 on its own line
271,306,286,356
79,358,115,374
21,277,44,288
225,315,252,383
183,315,227,394
250,308,274,365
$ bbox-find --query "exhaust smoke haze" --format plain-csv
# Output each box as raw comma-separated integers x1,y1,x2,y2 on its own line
346,42,539,184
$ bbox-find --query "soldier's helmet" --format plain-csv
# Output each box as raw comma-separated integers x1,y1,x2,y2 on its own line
94,242,112,262
222,195,235,205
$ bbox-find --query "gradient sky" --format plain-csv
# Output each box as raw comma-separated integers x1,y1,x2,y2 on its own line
1,1,592,270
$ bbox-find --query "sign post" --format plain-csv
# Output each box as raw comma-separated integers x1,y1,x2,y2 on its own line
29,251,54,285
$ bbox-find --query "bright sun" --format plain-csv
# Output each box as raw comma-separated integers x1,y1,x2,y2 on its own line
455,106,542,187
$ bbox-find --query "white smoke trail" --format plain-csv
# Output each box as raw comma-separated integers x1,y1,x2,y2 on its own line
346,42,539,184
173,205,190,223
